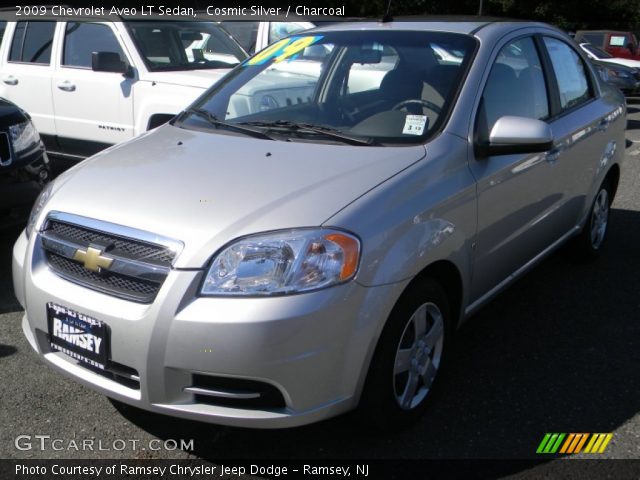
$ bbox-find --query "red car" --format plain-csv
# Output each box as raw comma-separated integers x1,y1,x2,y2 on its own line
574,30,640,60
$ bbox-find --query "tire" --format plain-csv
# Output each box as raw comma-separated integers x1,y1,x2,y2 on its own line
572,179,612,261
359,278,451,431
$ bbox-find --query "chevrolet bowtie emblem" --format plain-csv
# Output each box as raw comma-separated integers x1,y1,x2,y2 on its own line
73,246,113,273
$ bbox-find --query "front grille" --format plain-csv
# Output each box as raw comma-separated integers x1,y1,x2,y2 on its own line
47,252,160,303
49,220,174,266
40,213,182,303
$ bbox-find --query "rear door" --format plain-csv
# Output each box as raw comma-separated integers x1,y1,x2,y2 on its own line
539,35,617,227
51,21,135,157
0,21,58,149
469,32,618,303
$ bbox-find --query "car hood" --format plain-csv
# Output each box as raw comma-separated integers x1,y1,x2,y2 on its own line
144,69,233,89
601,58,640,69
47,125,425,268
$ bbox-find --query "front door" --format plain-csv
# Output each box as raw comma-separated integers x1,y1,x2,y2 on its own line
468,36,564,302
51,22,135,157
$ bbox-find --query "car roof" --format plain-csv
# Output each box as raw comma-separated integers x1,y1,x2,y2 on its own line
576,30,631,34
309,16,551,36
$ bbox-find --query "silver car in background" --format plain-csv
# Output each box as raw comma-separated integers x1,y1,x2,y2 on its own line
13,20,625,430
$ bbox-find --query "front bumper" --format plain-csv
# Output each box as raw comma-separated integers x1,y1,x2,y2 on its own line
13,230,406,428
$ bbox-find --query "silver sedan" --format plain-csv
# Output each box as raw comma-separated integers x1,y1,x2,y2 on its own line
13,19,625,430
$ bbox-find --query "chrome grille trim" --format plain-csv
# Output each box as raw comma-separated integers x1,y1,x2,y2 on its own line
183,387,261,400
40,211,183,303
41,232,170,283
44,211,183,263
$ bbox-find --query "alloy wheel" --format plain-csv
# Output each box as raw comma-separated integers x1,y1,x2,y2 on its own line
393,302,445,410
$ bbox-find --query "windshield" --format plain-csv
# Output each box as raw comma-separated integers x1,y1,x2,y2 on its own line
126,21,247,71
583,43,613,59
177,30,477,145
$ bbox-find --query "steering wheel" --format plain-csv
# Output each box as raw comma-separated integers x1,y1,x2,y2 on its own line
392,99,442,115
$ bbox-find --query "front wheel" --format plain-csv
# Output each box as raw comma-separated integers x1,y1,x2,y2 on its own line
359,278,451,431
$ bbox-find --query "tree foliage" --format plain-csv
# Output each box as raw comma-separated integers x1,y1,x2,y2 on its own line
341,0,640,32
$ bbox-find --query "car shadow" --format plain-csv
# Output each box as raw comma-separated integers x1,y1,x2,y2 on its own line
109,207,640,465
0,344,17,358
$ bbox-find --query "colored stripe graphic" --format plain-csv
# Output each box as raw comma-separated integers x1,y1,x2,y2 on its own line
536,433,552,453
569,433,588,454
584,433,614,453
559,433,575,454
537,433,565,453
538,433,612,454
584,433,599,453
598,433,613,453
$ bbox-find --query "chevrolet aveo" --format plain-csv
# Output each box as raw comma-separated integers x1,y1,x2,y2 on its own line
13,20,625,429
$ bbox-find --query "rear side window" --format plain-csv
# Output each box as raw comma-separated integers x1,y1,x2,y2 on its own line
0,21,6,45
543,37,592,111
220,21,259,53
609,35,627,47
581,33,605,47
9,21,56,65
63,22,126,68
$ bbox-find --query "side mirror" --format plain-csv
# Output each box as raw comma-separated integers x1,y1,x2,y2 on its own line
92,51,131,76
478,116,554,156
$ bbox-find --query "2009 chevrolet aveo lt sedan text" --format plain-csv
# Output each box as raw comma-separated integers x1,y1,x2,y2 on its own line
13,20,625,429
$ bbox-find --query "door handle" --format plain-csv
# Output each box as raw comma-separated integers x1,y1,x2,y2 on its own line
545,148,560,164
2,76,18,85
598,117,610,132
57,81,76,92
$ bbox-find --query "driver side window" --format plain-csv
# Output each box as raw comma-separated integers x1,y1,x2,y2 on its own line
63,22,126,68
479,37,549,137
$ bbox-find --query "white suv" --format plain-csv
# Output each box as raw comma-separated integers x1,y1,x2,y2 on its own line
0,20,247,160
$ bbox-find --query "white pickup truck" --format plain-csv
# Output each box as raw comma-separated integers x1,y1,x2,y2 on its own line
0,19,247,160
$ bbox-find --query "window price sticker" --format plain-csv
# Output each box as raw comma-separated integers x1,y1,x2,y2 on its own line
402,115,428,135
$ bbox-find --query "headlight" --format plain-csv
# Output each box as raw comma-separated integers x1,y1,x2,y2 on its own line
9,120,40,154
201,229,360,296
26,182,53,239
608,68,631,79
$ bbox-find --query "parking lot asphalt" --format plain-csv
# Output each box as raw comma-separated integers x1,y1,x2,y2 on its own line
1,105,639,471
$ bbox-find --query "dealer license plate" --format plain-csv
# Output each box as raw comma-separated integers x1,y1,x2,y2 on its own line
47,303,109,369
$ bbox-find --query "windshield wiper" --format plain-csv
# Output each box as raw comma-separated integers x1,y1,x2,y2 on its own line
239,120,377,146
184,108,275,140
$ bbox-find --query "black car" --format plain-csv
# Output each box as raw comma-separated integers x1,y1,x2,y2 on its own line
0,98,50,229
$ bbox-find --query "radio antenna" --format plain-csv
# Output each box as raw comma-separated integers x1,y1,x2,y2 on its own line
382,0,393,22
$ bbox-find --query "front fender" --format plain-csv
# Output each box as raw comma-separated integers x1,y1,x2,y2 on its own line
133,82,207,135
325,134,476,293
